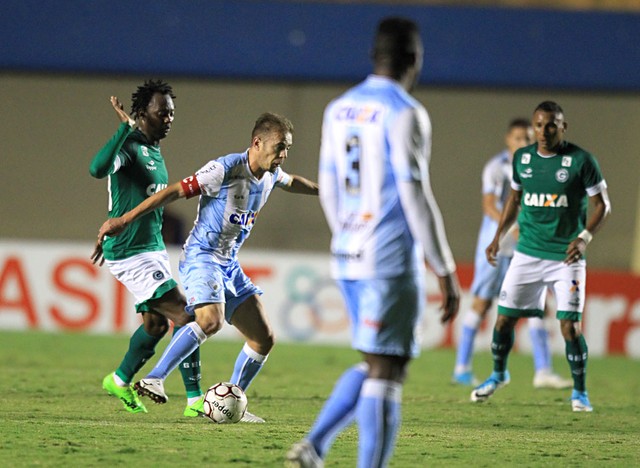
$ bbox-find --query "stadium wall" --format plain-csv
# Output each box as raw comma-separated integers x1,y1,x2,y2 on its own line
2,0,639,90
1,241,639,358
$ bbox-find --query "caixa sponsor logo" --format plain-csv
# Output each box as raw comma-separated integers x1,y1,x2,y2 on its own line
229,211,257,227
146,183,167,196
523,192,568,208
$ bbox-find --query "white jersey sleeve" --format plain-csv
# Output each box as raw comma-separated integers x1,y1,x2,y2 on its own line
391,107,456,277
194,160,225,197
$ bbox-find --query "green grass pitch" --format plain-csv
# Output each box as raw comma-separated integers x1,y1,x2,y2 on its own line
0,331,638,467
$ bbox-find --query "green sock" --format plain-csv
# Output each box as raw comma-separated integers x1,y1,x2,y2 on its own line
492,327,514,375
565,335,588,392
115,325,162,384
174,325,203,398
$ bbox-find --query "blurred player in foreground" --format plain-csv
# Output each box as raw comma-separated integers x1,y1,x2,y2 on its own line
470,101,611,412
287,17,460,468
90,80,203,416
93,112,318,422
452,118,572,390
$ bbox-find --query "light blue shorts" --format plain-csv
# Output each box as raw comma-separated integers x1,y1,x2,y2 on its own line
179,256,262,323
470,251,511,300
337,274,424,358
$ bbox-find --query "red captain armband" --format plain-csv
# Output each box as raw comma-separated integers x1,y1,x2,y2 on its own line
180,175,201,199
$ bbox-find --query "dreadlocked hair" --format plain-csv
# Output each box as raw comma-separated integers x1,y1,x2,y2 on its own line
130,79,176,117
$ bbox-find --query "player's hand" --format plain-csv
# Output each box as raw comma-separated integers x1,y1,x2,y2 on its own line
437,273,460,324
564,238,586,264
485,238,500,266
91,217,128,266
91,242,105,266
110,96,135,127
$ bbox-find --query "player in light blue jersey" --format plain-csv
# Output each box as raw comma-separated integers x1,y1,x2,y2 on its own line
94,113,318,422
452,119,572,390
287,18,460,468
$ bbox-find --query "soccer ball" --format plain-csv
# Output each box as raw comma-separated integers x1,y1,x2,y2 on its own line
203,382,248,424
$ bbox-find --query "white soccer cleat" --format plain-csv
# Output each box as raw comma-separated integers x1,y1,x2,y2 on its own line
134,378,168,404
470,371,511,403
240,409,265,423
571,390,594,412
285,440,324,468
533,371,573,389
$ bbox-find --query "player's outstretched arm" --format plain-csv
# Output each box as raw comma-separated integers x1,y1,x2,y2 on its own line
91,181,186,265
282,174,319,195
486,188,521,266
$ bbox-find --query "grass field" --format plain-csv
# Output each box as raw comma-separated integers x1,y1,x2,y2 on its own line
1,331,638,467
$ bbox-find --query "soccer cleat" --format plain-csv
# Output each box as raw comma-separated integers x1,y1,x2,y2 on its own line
470,371,511,403
102,373,147,414
240,409,265,423
134,378,169,404
183,397,205,417
452,371,479,387
533,371,573,389
285,440,324,468
571,390,593,412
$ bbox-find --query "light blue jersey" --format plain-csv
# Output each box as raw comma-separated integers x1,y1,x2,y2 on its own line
182,151,291,265
179,151,291,314
319,75,455,281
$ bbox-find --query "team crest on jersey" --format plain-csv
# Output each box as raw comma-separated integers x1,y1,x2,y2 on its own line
555,168,569,183
153,270,164,280
521,153,531,164
562,156,572,167
524,192,568,207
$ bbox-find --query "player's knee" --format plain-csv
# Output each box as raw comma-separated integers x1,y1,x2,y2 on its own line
199,318,224,337
143,313,170,337
560,319,581,340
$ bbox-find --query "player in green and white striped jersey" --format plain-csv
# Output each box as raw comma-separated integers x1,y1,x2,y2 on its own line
90,80,203,417
471,101,611,412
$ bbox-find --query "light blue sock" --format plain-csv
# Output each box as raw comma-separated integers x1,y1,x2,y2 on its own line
147,322,207,380
454,310,482,373
357,378,402,468
308,363,368,457
528,318,551,373
230,343,268,390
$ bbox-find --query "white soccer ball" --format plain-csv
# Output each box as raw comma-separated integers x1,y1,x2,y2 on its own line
203,382,248,424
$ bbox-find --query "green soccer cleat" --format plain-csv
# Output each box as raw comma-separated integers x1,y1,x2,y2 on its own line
102,373,148,414
183,397,205,418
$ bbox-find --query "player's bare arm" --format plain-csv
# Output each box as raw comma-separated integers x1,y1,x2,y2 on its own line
564,188,611,265
91,181,186,265
486,188,521,266
110,96,135,127
282,174,319,195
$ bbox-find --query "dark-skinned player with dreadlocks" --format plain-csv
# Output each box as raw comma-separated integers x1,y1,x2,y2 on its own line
90,80,203,417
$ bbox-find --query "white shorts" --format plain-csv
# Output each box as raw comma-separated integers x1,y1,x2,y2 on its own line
337,274,424,358
498,251,586,321
106,250,178,312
